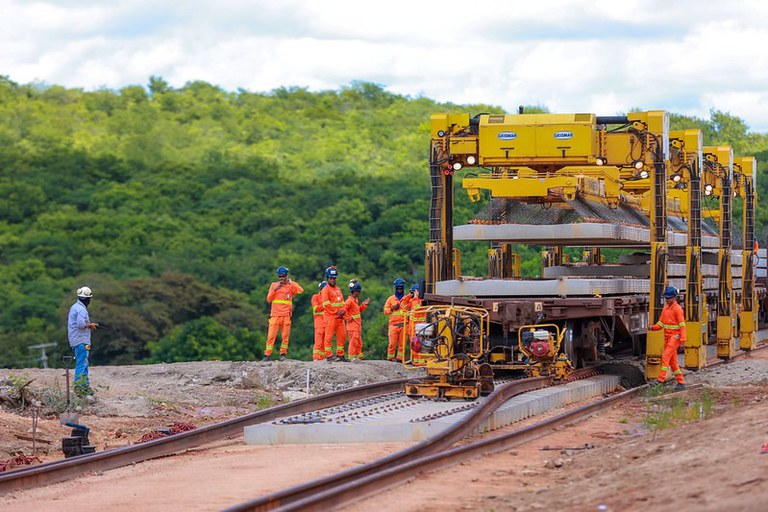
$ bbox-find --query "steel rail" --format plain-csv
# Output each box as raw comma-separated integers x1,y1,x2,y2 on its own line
0,378,410,494
273,384,644,512
223,368,600,512
243,342,768,512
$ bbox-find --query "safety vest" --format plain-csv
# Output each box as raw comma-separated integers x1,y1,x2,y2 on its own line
267,281,304,317
321,285,346,316
384,295,409,325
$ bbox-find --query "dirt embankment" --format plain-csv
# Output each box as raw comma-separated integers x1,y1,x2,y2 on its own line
0,359,418,460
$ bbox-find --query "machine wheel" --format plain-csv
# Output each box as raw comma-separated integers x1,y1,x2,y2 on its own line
563,321,577,365
405,380,422,399
478,363,495,396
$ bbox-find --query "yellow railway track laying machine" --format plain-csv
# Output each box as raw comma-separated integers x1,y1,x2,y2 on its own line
421,109,762,384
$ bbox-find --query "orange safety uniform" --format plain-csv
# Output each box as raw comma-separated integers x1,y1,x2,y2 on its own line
311,292,326,360
264,280,304,356
321,283,347,358
404,295,427,365
344,296,368,359
651,300,686,384
384,295,410,361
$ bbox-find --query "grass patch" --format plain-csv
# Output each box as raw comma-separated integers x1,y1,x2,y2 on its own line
255,393,273,409
644,389,718,434
40,384,86,414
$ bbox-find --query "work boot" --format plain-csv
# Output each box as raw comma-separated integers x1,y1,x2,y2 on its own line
675,383,686,391
279,354,286,361
327,356,336,362
649,380,662,388
261,355,271,362
336,356,349,362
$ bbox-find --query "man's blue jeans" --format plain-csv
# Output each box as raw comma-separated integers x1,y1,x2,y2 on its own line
74,343,90,389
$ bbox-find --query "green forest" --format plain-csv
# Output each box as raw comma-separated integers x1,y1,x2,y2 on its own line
1,76,767,368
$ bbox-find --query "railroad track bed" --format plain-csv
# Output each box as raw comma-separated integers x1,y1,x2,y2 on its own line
227,346,768,511
245,374,620,445
2,347,768,511
1,369,615,510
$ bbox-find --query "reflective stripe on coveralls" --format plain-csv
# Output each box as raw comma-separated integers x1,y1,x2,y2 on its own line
406,297,427,365
652,301,686,384
265,316,291,356
265,280,303,356
321,284,347,357
311,292,326,360
345,295,368,359
384,295,410,360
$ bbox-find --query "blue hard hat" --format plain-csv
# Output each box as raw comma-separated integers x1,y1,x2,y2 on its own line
318,281,327,290
276,266,289,276
325,266,339,278
349,279,362,293
410,284,419,293
663,286,678,299
393,278,406,288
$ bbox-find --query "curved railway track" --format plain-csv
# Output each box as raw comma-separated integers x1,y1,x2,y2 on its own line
3,342,765,505
225,342,768,512
223,367,602,512
258,385,643,512
0,377,410,494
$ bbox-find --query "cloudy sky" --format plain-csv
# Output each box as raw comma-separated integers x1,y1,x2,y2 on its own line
3,0,768,131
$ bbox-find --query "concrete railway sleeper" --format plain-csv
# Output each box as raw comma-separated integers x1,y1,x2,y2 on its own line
0,378,410,494
224,367,601,512
263,386,644,512
226,343,768,512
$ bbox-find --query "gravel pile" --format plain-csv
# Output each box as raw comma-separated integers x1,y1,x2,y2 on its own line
687,358,768,386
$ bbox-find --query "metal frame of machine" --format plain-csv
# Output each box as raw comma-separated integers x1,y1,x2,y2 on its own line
402,305,495,400
422,109,761,383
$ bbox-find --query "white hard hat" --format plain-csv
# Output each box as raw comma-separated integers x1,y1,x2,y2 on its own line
76,286,93,298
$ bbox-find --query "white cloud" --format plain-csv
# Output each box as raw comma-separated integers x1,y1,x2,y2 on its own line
1,0,768,131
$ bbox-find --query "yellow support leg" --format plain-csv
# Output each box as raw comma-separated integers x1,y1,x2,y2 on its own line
684,321,707,369
646,330,664,380
717,315,735,359
739,311,756,351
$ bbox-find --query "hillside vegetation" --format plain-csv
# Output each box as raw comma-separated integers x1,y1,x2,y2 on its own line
1,76,766,367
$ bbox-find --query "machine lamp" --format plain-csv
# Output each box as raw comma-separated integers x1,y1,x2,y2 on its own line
704,184,714,196
595,157,607,166
638,169,650,179
671,173,682,183
452,162,463,171
466,155,477,165
633,160,645,170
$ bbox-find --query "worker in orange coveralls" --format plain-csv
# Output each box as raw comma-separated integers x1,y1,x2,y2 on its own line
311,281,327,361
649,286,686,390
384,277,410,362
262,266,304,362
321,266,348,361
405,284,427,366
345,279,370,360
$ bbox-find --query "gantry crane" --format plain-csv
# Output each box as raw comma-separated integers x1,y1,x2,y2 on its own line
734,156,758,350
668,129,707,369
426,111,670,379
424,109,761,383
703,146,736,359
